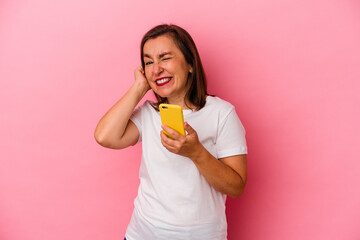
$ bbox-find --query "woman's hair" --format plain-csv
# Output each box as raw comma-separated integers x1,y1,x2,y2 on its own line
140,24,209,111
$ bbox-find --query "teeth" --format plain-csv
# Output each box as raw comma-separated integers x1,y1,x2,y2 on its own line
156,78,171,84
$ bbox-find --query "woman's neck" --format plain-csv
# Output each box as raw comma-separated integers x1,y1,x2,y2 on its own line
167,98,194,110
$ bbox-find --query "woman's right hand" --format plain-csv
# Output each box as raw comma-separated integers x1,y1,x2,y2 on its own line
134,65,151,93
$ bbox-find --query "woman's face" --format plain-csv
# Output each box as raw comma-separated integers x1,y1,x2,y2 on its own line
143,34,192,105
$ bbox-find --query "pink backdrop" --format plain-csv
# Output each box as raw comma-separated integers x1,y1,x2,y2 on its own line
1,0,360,239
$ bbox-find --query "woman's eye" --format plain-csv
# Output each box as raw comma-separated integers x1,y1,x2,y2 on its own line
145,61,153,65
162,58,170,61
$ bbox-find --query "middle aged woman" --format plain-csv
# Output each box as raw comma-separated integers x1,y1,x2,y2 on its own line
94,24,248,240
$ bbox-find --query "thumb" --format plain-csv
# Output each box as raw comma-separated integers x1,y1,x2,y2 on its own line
184,122,196,135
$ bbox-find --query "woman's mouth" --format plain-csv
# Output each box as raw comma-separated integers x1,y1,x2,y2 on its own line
156,77,172,86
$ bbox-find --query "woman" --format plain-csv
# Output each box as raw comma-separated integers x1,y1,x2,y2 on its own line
94,24,247,240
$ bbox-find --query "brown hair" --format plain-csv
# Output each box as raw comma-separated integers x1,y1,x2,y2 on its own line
140,24,209,111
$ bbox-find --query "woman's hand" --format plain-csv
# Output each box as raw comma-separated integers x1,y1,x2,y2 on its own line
161,122,247,198
160,122,204,159
134,65,150,93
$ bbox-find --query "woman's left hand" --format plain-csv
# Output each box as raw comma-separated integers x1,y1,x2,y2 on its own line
161,122,247,198
160,122,203,159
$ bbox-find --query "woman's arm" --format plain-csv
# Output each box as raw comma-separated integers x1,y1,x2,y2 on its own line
94,66,149,149
192,150,247,198
160,122,247,198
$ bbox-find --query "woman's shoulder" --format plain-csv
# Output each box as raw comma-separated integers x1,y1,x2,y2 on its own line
136,100,157,110
205,96,235,111
133,100,158,116
196,96,237,125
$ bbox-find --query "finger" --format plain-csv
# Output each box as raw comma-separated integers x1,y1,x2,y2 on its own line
135,65,143,72
184,122,196,135
160,131,177,152
135,66,144,78
161,124,182,139
160,130,177,146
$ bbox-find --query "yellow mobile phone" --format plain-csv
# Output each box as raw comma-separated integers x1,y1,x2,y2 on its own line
159,103,186,138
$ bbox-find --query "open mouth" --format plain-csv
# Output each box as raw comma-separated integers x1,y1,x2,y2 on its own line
156,77,172,86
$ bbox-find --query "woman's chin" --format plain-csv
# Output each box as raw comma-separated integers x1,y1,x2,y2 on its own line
152,90,169,99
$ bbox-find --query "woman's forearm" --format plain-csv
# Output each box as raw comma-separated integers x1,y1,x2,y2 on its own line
190,146,246,198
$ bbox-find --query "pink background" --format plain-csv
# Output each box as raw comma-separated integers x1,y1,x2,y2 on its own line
1,0,360,239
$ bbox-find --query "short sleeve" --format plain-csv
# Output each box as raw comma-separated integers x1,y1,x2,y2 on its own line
130,105,142,143
216,108,247,158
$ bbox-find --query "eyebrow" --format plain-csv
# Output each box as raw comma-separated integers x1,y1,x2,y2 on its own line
144,52,173,59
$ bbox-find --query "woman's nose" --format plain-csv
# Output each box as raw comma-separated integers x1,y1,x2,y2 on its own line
152,62,163,75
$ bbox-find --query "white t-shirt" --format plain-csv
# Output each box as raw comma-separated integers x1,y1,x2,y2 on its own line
125,96,247,240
